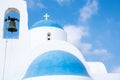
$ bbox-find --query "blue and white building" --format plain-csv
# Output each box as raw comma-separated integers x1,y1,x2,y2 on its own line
0,0,120,80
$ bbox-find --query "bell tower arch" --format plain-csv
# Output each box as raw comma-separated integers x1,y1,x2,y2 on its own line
4,8,20,39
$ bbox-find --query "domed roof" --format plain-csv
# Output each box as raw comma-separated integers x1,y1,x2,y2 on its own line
30,20,63,29
23,50,90,79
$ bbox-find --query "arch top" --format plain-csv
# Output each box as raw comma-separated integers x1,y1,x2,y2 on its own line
5,8,20,15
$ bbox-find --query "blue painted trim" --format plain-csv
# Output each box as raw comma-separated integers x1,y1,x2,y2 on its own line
24,50,90,79
30,20,63,29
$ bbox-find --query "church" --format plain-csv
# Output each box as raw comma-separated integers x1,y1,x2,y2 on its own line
0,0,120,80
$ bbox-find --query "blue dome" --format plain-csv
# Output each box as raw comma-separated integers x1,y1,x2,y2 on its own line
30,20,63,29
23,50,90,79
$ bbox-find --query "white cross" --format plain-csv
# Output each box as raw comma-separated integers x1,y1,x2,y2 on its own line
44,13,50,20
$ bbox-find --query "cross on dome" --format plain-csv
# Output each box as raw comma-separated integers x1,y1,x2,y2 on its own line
44,13,50,20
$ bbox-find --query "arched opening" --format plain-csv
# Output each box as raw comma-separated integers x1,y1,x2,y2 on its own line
3,8,20,39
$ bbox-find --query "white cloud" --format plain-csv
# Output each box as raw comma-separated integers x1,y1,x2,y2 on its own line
64,25,92,54
63,0,111,60
64,25,112,61
27,0,35,9
93,48,112,61
112,66,120,73
79,0,98,22
56,0,73,5
36,2,46,9
64,25,88,44
79,43,92,54
27,0,46,9
93,49,109,55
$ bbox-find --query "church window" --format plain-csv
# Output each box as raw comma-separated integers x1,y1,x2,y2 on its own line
48,38,50,40
47,32,51,40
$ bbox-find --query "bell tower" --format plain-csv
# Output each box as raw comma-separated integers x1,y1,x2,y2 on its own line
0,0,30,80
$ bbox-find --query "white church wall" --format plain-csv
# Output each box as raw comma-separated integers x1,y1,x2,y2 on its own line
0,0,30,80
107,73,120,80
25,40,91,76
30,27,67,49
30,40,85,64
90,73,120,80
23,75,92,80
86,63,120,80
87,62,108,74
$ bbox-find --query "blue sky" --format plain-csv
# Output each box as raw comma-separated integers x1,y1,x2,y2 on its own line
26,0,120,73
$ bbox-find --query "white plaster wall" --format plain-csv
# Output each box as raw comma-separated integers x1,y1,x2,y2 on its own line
87,62,120,80
0,0,30,80
30,27,67,49
24,40,91,78
23,75,92,80
87,62,108,74
90,73,120,80
107,73,120,80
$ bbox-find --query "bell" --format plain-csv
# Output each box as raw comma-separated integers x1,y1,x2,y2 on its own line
7,20,17,32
